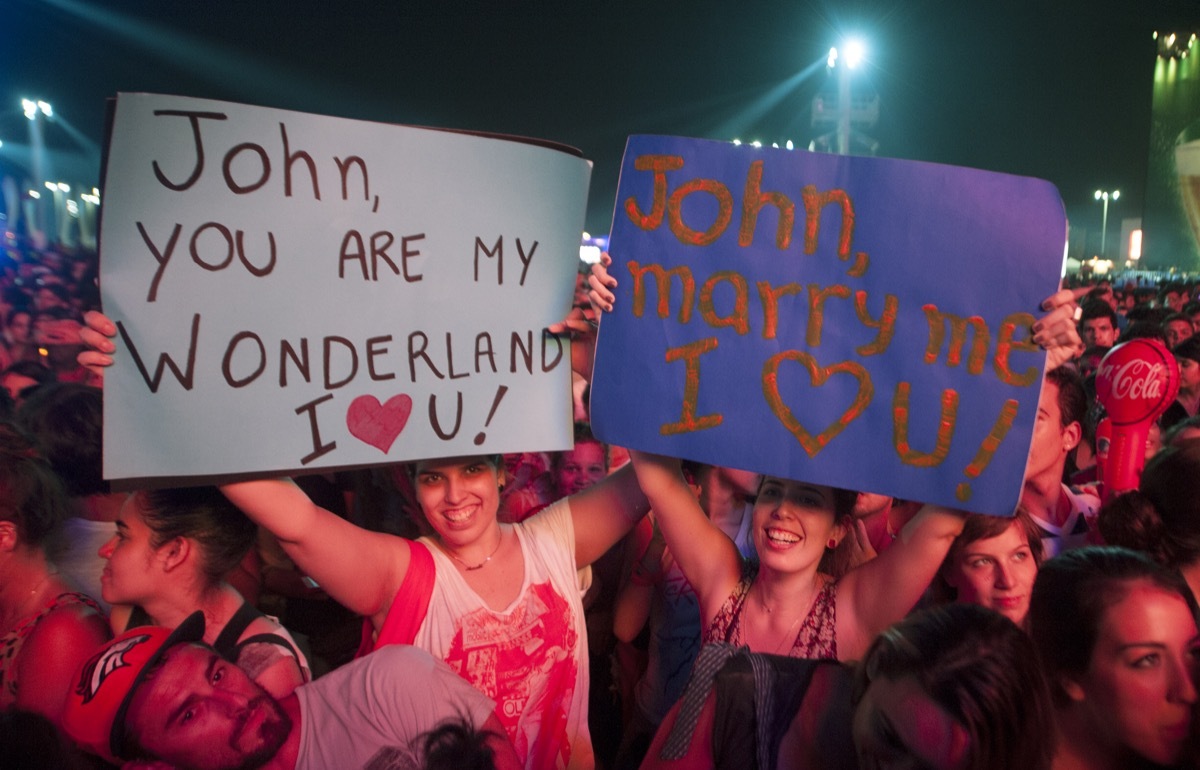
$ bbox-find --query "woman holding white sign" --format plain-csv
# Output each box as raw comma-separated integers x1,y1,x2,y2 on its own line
79,307,647,770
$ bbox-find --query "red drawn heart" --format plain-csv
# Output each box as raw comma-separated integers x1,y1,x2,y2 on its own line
761,351,874,457
346,394,413,454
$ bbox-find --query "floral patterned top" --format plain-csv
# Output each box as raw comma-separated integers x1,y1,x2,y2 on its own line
702,563,838,660
0,592,104,706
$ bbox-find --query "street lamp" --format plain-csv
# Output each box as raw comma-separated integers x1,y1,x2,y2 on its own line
828,38,867,155
23,99,54,245
1094,189,1120,257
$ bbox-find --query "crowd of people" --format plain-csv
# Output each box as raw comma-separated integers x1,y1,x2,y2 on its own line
3,231,1200,770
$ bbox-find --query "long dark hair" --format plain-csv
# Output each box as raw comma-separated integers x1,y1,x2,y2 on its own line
854,603,1055,770
139,487,256,586
1137,440,1199,565
1029,546,1197,706
0,422,69,548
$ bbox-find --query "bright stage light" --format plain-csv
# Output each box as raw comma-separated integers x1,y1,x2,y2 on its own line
844,38,866,69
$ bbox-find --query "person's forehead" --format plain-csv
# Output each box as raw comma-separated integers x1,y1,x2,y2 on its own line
960,521,1026,554
132,644,214,716
762,476,833,494
562,443,604,461
414,455,492,472
1037,381,1061,412
163,642,213,668
1097,582,1197,646
117,491,149,522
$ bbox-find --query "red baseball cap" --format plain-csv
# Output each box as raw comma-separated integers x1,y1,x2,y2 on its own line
62,611,206,764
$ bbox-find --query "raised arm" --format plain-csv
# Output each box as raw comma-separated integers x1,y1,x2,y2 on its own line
220,479,409,625
567,462,652,568
836,504,966,660
78,311,412,627
628,451,743,618
1034,286,1088,370
584,259,741,604
612,514,662,642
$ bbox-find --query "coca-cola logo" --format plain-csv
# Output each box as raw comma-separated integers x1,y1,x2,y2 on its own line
1095,339,1180,425
1095,360,1166,400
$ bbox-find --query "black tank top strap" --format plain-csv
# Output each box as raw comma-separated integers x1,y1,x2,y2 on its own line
234,632,302,664
212,601,263,660
124,605,152,631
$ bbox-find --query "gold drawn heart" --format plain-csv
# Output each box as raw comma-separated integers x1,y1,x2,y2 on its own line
761,351,874,457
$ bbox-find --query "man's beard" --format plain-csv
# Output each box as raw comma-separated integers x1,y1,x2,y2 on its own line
224,695,293,770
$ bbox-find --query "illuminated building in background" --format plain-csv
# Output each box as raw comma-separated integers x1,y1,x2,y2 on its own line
1142,30,1200,272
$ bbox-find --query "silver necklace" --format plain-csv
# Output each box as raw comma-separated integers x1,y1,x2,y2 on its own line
445,531,504,571
751,585,810,654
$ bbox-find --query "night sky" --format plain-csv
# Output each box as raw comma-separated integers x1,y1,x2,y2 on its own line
3,0,1198,243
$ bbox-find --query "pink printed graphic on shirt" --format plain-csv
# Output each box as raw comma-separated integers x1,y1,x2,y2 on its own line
444,581,578,769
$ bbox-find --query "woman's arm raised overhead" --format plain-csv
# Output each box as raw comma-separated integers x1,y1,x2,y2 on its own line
220,479,411,625
836,504,965,660
628,450,743,619
79,310,411,626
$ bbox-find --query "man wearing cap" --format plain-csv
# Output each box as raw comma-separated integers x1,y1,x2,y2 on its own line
63,612,522,770
1161,336,1200,432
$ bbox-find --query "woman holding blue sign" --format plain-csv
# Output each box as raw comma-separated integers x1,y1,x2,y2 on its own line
628,450,965,661
590,256,1090,661
78,307,648,770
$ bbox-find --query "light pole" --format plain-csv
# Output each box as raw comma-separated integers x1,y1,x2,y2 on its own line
828,39,866,156
23,99,53,245
22,99,51,189
1094,189,1120,258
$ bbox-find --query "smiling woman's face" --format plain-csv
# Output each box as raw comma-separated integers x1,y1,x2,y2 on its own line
413,455,503,549
751,477,842,575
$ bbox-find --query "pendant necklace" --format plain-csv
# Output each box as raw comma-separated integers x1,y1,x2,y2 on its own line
753,584,809,655
447,530,504,571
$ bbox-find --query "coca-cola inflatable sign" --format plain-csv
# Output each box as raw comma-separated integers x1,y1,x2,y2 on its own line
1094,338,1179,497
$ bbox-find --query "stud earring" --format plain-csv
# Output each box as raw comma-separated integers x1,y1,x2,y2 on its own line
827,538,838,549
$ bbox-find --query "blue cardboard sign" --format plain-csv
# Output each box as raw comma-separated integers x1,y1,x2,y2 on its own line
99,94,591,481
590,136,1067,515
